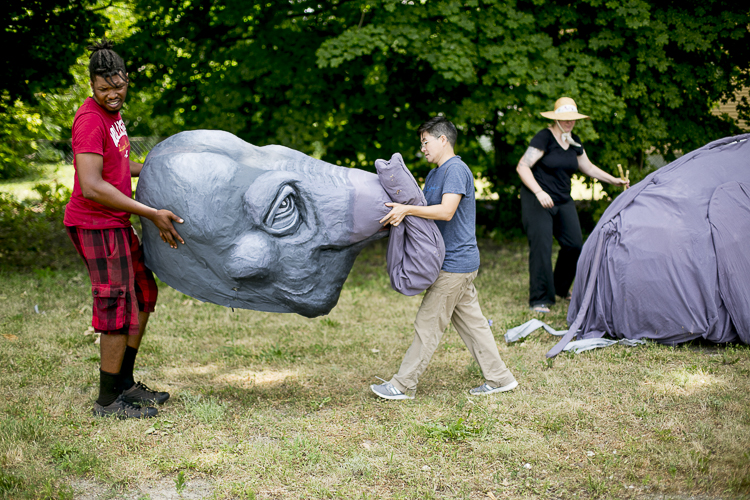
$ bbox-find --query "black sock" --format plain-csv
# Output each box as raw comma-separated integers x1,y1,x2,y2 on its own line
118,346,138,392
97,369,120,407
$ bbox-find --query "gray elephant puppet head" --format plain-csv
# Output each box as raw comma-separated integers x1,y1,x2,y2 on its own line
136,130,391,317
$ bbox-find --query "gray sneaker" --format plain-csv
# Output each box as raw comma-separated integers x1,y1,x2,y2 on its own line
93,395,158,419
370,380,414,400
121,381,170,405
469,380,518,396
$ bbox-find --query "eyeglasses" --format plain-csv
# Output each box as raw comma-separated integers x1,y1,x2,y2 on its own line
419,135,443,149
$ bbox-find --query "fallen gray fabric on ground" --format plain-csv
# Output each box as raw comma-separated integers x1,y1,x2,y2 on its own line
505,319,645,354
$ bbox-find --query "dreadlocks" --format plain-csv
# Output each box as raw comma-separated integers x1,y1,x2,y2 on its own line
87,38,129,86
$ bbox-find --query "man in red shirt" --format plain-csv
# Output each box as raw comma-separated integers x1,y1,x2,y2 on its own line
64,39,184,418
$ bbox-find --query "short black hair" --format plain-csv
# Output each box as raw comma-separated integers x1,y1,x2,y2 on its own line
417,116,457,147
87,38,128,86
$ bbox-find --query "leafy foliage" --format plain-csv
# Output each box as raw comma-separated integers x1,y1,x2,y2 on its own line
2,0,106,107
7,0,747,230
121,0,749,176
1,0,107,178
0,96,44,179
0,1,167,179
0,184,79,270
116,0,750,234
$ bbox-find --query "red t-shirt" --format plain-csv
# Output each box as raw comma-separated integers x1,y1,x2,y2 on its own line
64,97,132,228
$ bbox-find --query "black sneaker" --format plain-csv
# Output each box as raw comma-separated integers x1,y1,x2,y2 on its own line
93,395,158,419
121,381,170,405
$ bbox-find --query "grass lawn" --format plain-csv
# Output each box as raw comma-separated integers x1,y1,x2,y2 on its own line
1,236,749,500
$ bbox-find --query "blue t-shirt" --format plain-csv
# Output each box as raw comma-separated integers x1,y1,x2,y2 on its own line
422,156,480,273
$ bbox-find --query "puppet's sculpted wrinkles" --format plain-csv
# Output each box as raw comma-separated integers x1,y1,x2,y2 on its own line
136,130,391,317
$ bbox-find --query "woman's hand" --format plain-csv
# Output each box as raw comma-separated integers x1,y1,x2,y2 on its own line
535,190,554,209
380,202,410,227
516,147,549,203
578,152,630,189
610,177,630,189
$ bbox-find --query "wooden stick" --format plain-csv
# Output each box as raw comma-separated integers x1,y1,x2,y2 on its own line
617,163,625,180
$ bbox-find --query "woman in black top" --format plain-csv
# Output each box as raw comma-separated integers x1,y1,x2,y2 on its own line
517,97,629,313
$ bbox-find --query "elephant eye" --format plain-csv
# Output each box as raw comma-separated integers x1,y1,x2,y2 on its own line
264,184,300,235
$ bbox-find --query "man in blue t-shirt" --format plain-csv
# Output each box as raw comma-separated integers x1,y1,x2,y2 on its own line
371,117,518,400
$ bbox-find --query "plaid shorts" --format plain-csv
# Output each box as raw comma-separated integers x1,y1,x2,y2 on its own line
67,226,158,335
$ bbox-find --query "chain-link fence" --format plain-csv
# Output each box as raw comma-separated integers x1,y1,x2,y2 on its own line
34,137,165,164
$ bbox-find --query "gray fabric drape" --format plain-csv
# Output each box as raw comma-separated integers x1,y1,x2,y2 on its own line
375,153,445,296
548,133,750,358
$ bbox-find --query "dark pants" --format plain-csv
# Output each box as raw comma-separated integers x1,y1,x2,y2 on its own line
521,186,583,307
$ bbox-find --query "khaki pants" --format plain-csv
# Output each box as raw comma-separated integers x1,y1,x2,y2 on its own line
390,270,516,394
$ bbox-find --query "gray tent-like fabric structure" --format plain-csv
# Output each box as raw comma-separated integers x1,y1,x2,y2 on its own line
547,134,750,358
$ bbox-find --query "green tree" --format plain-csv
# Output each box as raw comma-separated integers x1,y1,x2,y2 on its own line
120,0,750,228
30,1,172,145
1,0,107,178
3,0,106,107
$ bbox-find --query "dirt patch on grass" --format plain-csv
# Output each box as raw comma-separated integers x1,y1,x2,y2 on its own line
72,478,214,499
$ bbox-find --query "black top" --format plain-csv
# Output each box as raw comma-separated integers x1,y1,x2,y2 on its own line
529,128,584,204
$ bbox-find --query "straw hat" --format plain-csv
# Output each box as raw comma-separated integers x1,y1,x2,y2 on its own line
540,97,589,120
